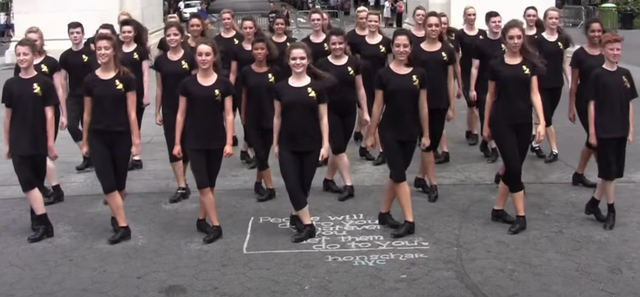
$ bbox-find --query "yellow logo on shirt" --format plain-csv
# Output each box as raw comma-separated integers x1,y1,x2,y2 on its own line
181,60,189,70
347,66,354,76
40,64,49,74
324,43,329,51
82,54,88,62
379,45,386,53
558,42,564,50
448,41,454,48
268,73,274,83
479,35,484,39
33,83,42,96
307,87,316,100
234,38,239,45
215,89,221,101
286,42,290,47
441,52,448,61
522,65,530,76
623,76,630,88
115,79,124,90
501,44,506,51
133,52,139,60
412,75,419,89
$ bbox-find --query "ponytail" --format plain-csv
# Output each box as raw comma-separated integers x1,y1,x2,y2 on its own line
308,64,337,87
556,26,574,47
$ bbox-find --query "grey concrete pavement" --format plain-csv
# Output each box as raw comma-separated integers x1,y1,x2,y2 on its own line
0,45,640,295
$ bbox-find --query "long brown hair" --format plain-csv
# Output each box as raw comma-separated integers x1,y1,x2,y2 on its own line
188,14,207,38
285,42,335,86
523,6,545,33
438,12,457,39
24,26,46,56
95,33,132,76
501,20,545,73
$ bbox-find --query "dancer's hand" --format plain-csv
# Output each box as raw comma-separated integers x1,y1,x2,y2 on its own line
47,144,58,161
535,125,546,144
483,125,492,141
156,113,163,126
172,145,182,158
447,108,455,122
456,88,462,99
589,134,597,147
273,145,279,159
319,144,329,161
568,107,576,123
360,113,371,126
5,145,10,159
131,142,141,156
365,135,376,150
59,116,67,130
628,132,633,144
469,90,477,101
143,96,150,107
81,142,89,157
420,136,430,151
223,145,233,157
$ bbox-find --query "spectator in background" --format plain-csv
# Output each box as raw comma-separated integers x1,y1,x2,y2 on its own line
395,0,404,28
268,2,278,33
383,0,392,27
281,4,291,27
198,1,210,28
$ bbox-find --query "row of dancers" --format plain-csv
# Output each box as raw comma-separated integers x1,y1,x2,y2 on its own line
3,6,635,245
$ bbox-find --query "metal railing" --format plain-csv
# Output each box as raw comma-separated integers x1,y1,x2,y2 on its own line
561,5,599,28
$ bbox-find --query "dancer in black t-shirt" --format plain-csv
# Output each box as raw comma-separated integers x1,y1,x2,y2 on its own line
270,15,297,78
367,29,429,238
483,20,545,235
346,6,373,144
174,39,234,244
4,38,59,243
82,33,140,245
274,42,330,243
301,9,331,65
585,33,637,231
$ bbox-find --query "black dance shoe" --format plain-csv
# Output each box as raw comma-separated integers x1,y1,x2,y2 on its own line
338,185,354,202
289,214,303,232
108,226,132,245
292,224,316,243
196,218,213,234
240,150,252,164
487,148,500,164
353,131,363,142
507,216,527,235
494,172,502,185
545,151,559,163
390,221,415,238
317,158,328,167
468,133,479,146
584,199,606,222
257,188,276,202
254,182,267,195
603,213,616,230
414,177,427,190
428,185,439,203
110,216,118,233
128,159,143,171
203,226,223,244
435,151,450,164
491,208,515,224
75,156,93,172
28,214,54,243
30,208,38,232
39,186,53,198
530,145,545,158
359,146,375,161
572,172,597,188
479,140,490,157
169,187,189,204
378,212,401,229
372,153,386,166
322,179,342,193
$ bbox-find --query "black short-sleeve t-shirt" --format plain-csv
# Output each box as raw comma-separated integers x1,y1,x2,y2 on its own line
588,67,638,139
301,35,331,64
120,45,150,101
315,56,361,112
411,43,456,109
60,47,96,98
535,34,570,89
231,44,254,86
83,72,137,131
374,66,428,140
154,51,196,113
2,74,59,156
488,57,538,124
274,80,328,151
14,56,61,107
178,75,235,149
471,37,506,91
352,36,392,80
271,36,297,77
346,29,367,54
239,65,281,128
214,32,244,73
410,31,427,46
569,47,604,105
455,28,487,72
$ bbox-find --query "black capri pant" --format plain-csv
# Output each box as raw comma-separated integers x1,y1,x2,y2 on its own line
12,154,47,193
476,88,488,135
246,125,273,171
136,105,145,131
540,87,563,128
596,137,627,181
162,110,189,163
66,96,84,143
189,148,223,190
461,72,476,108
328,106,357,155
379,134,416,183
53,104,61,141
422,108,448,152
490,119,532,193
278,148,319,211
575,97,596,151
89,130,132,194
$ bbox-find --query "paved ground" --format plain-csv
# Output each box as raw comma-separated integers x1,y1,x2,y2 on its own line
1,29,640,297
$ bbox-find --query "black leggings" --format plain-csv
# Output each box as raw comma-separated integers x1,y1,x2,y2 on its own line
461,72,476,108
12,154,47,193
136,105,145,131
476,88,488,135
232,82,250,146
379,134,415,183
490,120,531,193
162,110,189,163
247,125,273,171
189,148,223,190
278,148,319,211
54,105,60,141
328,107,356,155
575,98,596,151
89,130,132,194
66,96,84,142
540,87,563,127
423,108,447,152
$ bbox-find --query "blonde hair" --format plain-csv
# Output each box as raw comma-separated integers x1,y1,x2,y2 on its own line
220,9,241,32
24,26,46,56
118,11,133,22
462,6,475,25
167,14,179,22
356,6,369,14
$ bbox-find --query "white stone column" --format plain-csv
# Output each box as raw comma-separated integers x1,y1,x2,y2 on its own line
5,0,164,64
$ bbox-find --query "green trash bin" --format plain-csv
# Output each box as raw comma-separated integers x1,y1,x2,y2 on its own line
599,3,618,30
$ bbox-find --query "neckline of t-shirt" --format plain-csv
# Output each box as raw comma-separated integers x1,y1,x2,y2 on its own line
196,74,220,87
502,56,524,66
580,46,602,57
419,42,443,53
122,44,139,53
166,50,186,62
540,33,559,43
95,71,118,81
307,35,327,44
287,77,312,88
327,56,349,66
388,66,414,76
